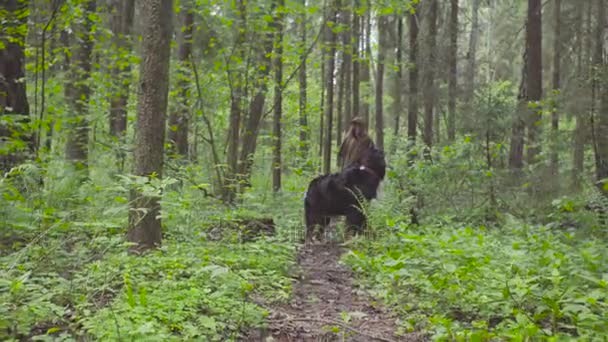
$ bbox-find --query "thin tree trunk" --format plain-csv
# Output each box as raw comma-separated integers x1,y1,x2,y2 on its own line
337,55,345,148
0,0,32,172
225,0,246,202
237,3,277,186
375,15,387,151
448,0,458,141
272,0,284,192
361,6,371,126
550,0,560,177
323,2,338,174
128,0,173,252
594,0,607,194
573,0,589,185
423,0,438,149
509,52,527,170
407,8,419,148
109,0,135,138
343,3,352,126
299,0,308,156
65,0,97,171
319,28,326,159
525,0,543,165
352,0,360,119
168,6,193,157
391,16,403,152
465,0,481,104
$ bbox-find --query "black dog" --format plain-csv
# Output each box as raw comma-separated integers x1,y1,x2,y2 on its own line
304,147,386,242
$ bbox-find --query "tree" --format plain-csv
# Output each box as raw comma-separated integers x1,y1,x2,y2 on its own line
572,0,586,186
448,0,458,141
407,5,419,149
549,0,561,177
323,2,338,174
168,5,194,157
465,0,481,104
423,0,438,149
375,15,387,151
272,0,284,192
392,16,403,151
224,0,247,202
594,0,607,195
65,0,97,171
0,0,32,172
108,0,135,138
525,0,542,165
352,0,361,119
298,0,308,156
127,0,173,252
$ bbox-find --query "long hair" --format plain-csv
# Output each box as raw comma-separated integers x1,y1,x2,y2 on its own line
339,117,375,169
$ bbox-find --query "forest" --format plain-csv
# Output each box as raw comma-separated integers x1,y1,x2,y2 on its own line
1,0,607,340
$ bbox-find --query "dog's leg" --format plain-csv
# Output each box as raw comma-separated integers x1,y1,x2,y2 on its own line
345,208,366,237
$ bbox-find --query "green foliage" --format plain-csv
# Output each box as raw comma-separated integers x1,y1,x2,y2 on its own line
344,220,608,340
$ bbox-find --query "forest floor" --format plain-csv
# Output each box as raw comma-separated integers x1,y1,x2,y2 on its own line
246,241,425,342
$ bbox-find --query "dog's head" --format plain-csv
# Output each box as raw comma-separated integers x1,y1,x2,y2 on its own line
352,146,386,181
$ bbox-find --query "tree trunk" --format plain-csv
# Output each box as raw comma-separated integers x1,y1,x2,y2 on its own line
168,6,193,157
407,8,419,147
572,0,586,186
361,5,371,126
525,0,543,165
509,52,527,170
448,0,458,141
272,0,284,192
465,0,481,104
391,16,403,152
594,0,607,194
0,0,32,172
225,0,246,202
375,15,387,151
342,4,352,126
65,0,97,171
550,0,560,177
128,0,173,252
237,4,277,186
299,0,308,156
423,0,438,149
337,54,345,148
352,0,360,119
109,0,135,138
323,2,338,174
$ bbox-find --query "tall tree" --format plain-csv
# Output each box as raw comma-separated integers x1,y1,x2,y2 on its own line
298,0,308,156
407,6,419,148
392,16,403,149
549,0,560,177
237,3,278,186
272,0,284,192
361,4,371,126
525,0,543,165
509,52,527,170
342,3,352,126
0,0,32,172
465,0,481,103
375,15,387,151
323,2,338,174
572,0,586,186
423,0,438,148
594,0,607,195
225,0,247,202
127,0,173,251
65,0,97,171
448,0,458,141
168,5,194,157
108,0,135,137
351,0,360,119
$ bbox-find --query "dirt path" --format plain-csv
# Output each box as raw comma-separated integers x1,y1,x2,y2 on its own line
247,242,424,341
